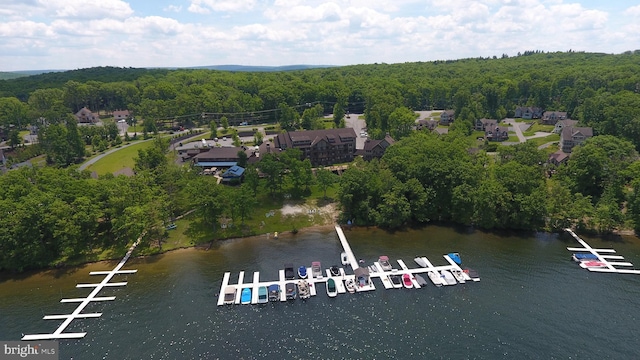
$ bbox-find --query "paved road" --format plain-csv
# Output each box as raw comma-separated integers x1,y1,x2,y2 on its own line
503,118,526,143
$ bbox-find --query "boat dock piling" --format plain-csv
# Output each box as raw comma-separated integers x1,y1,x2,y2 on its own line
22,239,140,341
216,225,479,306
565,228,640,275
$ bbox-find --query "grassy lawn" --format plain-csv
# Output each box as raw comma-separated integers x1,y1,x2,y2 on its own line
523,123,555,136
507,135,520,142
527,134,560,148
85,140,154,175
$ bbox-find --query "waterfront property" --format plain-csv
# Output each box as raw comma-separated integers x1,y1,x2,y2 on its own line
260,128,357,166
216,225,478,306
565,229,640,274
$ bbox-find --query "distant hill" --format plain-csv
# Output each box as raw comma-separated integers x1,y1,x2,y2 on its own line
0,70,64,80
185,64,335,72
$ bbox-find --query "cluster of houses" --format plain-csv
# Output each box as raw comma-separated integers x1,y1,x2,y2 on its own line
73,107,130,124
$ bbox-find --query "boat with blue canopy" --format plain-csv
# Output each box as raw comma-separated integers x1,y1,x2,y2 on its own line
572,253,599,262
447,252,462,265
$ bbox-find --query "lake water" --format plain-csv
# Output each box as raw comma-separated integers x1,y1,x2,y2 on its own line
1,225,640,359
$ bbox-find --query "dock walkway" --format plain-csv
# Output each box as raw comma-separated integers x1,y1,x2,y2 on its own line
565,228,640,275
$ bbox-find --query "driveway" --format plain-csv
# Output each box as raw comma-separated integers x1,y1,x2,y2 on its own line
502,118,527,143
343,113,366,149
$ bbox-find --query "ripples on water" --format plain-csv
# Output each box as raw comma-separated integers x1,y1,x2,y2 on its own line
1,226,640,359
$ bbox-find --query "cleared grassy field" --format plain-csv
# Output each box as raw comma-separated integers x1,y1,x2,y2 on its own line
85,140,153,175
523,123,555,136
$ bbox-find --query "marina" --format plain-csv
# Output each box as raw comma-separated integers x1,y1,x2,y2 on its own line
216,225,479,305
565,228,640,275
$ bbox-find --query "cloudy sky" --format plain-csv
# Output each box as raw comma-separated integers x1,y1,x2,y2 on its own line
1,0,639,71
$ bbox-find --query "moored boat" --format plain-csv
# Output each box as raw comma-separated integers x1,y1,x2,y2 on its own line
284,263,295,280
389,275,403,288
402,273,413,289
345,278,356,293
463,268,480,282
451,269,466,284
580,260,608,269
414,257,428,268
330,265,340,277
414,273,428,286
447,252,462,265
341,252,349,266
298,266,308,279
378,256,392,271
298,280,311,299
268,284,281,301
428,271,443,287
572,253,599,262
241,288,252,304
326,278,338,297
257,286,268,304
223,286,236,304
285,283,297,300
312,261,323,278
440,270,457,285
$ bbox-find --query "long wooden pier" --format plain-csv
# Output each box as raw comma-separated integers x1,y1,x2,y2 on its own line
216,225,479,306
565,228,640,275
22,239,140,340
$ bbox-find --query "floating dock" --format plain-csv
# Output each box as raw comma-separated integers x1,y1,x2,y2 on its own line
565,228,640,275
216,225,479,306
22,239,140,340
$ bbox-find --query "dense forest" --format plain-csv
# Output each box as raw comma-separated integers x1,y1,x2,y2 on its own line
1,51,640,272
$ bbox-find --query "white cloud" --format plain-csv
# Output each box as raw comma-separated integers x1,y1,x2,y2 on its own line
164,5,183,13
188,0,256,13
40,0,134,19
624,5,640,17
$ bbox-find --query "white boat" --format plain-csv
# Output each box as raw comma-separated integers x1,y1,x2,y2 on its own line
414,273,428,287
378,256,392,271
326,278,338,297
414,257,428,267
428,271,442,287
297,280,311,299
440,270,457,285
451,269,466,284
312,261,323,278
389,275,403,288
580,260,608,269
223,286,236,304
257,286,268,304
368,265,378,273
345,278,356,293
341,252,349,266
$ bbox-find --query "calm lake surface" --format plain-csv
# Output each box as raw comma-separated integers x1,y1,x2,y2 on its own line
1,225,640,359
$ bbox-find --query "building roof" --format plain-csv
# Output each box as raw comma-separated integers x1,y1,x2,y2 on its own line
194,146,245,162
273,128,357,150
222,165,245,178
113,110,130,117
549,150,569,163
561,126,593,141
194,161,238,167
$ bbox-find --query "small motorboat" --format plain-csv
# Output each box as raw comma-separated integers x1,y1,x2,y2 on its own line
298,266,308,279
274,231,278,239
451,269,466,284
447,253,462,265
330,265,341,277
312,261,323,278
414,273,428,286
285,283,297,300
378,256,392,271
326,278,338,297
298,280,311,299
580,260,608,269
284,263,295,280
268,284,281,301
389,275,403,288
345,278,356,293
241,288,252,304
402,273,413,289
440,270,457,285
414,257,428,268
428,271,443,287
223,286,236,304
257,286,268,304
463,268,480,282
572,253,599,262
368,265,378,273
341,252,349,266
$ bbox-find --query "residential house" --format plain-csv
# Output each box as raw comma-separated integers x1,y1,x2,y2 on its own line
74,107,99,124
560,126,593,153
416,119,438,131
548,150,569,166
541,111,568,125
361,135,395,161
439,110,455,125
474,118,498,131
485,123,509,142
553,119,578,134
514,106,543,119
263,128,357,166
113,110,130,122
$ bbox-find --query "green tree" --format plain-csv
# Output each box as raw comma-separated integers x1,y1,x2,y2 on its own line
221,116,229,130
333,102,345,128
315,167,336,198
253,130,264,145
210,121,218,139
388,106,416,140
